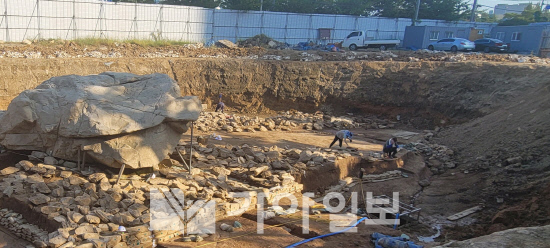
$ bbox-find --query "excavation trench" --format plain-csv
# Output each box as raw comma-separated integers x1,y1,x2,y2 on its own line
295,154,410,193
1,58,549,246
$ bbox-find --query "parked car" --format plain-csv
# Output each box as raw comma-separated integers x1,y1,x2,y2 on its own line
427,38,475,52
473,38,510,53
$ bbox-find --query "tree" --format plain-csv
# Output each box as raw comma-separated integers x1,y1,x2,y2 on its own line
221,0,262,11
498,3,550,26
114,0,157,3
115,0,220,8
162,0,221,8
476,10,497,23
371,0,470,21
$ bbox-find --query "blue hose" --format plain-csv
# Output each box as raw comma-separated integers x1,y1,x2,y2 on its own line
285,217,368,248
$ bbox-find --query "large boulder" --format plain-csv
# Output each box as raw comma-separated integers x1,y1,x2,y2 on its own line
0,72,201,169
434,224,550,248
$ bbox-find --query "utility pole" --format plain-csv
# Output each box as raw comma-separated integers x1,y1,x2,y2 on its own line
470,0,478,22
260,0,263,11
413,0,421,26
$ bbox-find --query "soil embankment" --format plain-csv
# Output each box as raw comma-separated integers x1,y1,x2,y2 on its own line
1,59,548,129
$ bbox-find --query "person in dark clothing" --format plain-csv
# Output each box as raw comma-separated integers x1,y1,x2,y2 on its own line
215,102,225,113
329,130,353,148
383,137,398,158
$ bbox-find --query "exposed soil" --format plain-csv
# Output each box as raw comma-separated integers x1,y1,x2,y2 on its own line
0,43,549,247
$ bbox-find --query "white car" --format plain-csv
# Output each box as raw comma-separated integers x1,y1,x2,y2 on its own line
427,38,475,52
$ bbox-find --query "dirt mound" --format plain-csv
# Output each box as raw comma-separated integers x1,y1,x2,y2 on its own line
429,73,550,236
237,34,288,49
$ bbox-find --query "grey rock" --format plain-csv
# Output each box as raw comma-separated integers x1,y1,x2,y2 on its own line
44,156,58,165
29,193,50,205
17,160,35,171
0,72,201,169
35,182,51,194
87,173,106,183
433,224,550,248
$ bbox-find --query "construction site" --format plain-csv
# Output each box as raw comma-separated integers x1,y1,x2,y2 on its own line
0,39,549,248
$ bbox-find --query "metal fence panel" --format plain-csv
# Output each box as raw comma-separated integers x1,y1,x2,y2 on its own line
0,0,498,45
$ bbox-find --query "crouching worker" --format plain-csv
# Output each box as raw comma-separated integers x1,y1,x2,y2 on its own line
329,130,353,148
215,102,225,113
383,137,398,158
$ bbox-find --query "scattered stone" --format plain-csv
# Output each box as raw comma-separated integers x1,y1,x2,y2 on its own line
43,156,58,165
29,193,50,205
219,223,233,232
59,171,72,178
88,173,107,183
0,167,19,175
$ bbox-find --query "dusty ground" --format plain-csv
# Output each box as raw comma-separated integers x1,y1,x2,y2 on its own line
0,42,549,247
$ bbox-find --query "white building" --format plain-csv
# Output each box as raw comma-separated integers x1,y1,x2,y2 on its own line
494,3,530,19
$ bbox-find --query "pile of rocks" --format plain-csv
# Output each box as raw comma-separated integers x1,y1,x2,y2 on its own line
139,51,180,58
405,140,455,174
0,141,332,246
361,170,403,183
196,110,392,133
0,209,49,244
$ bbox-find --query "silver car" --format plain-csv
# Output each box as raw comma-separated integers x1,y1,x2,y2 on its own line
427,38,475,52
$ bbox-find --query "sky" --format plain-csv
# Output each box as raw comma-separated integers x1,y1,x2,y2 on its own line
467,0,547,12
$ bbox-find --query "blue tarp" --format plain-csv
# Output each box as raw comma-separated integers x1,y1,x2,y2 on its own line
372,233,424,248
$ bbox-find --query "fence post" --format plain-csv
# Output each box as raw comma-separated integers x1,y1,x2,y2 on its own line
331,15,337,44
260,11,264,35
94,1,106,38
36,0,40,40
235,11,239,42
100,2,105,38
185,7,190,42
284,13,288,43
66,0,77,40
159,5,164,40
210,8,216,43
2,0,9,42
308,14,313,42
129,1,138,39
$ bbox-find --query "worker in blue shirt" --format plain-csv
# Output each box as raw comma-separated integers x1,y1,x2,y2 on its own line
383,137,398,158
329,130,353,148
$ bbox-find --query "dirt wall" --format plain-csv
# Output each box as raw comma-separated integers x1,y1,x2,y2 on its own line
1,58,549,128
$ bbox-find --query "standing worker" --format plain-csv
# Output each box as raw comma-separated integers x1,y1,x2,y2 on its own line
383,137,398,158
329,130,353,148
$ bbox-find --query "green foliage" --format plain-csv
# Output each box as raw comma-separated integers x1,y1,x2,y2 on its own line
162,0,221,8
498,3,550,26
476,11,497,23
371,0,470,21
115,0,220,8
116,0,473,22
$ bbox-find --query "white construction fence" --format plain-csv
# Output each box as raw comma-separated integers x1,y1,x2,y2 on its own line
0,0,496,45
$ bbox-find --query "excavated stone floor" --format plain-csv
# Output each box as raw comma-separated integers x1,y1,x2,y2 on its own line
0,109,450,248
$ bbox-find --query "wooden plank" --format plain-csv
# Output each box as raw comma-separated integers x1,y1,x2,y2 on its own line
447,205,483,221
